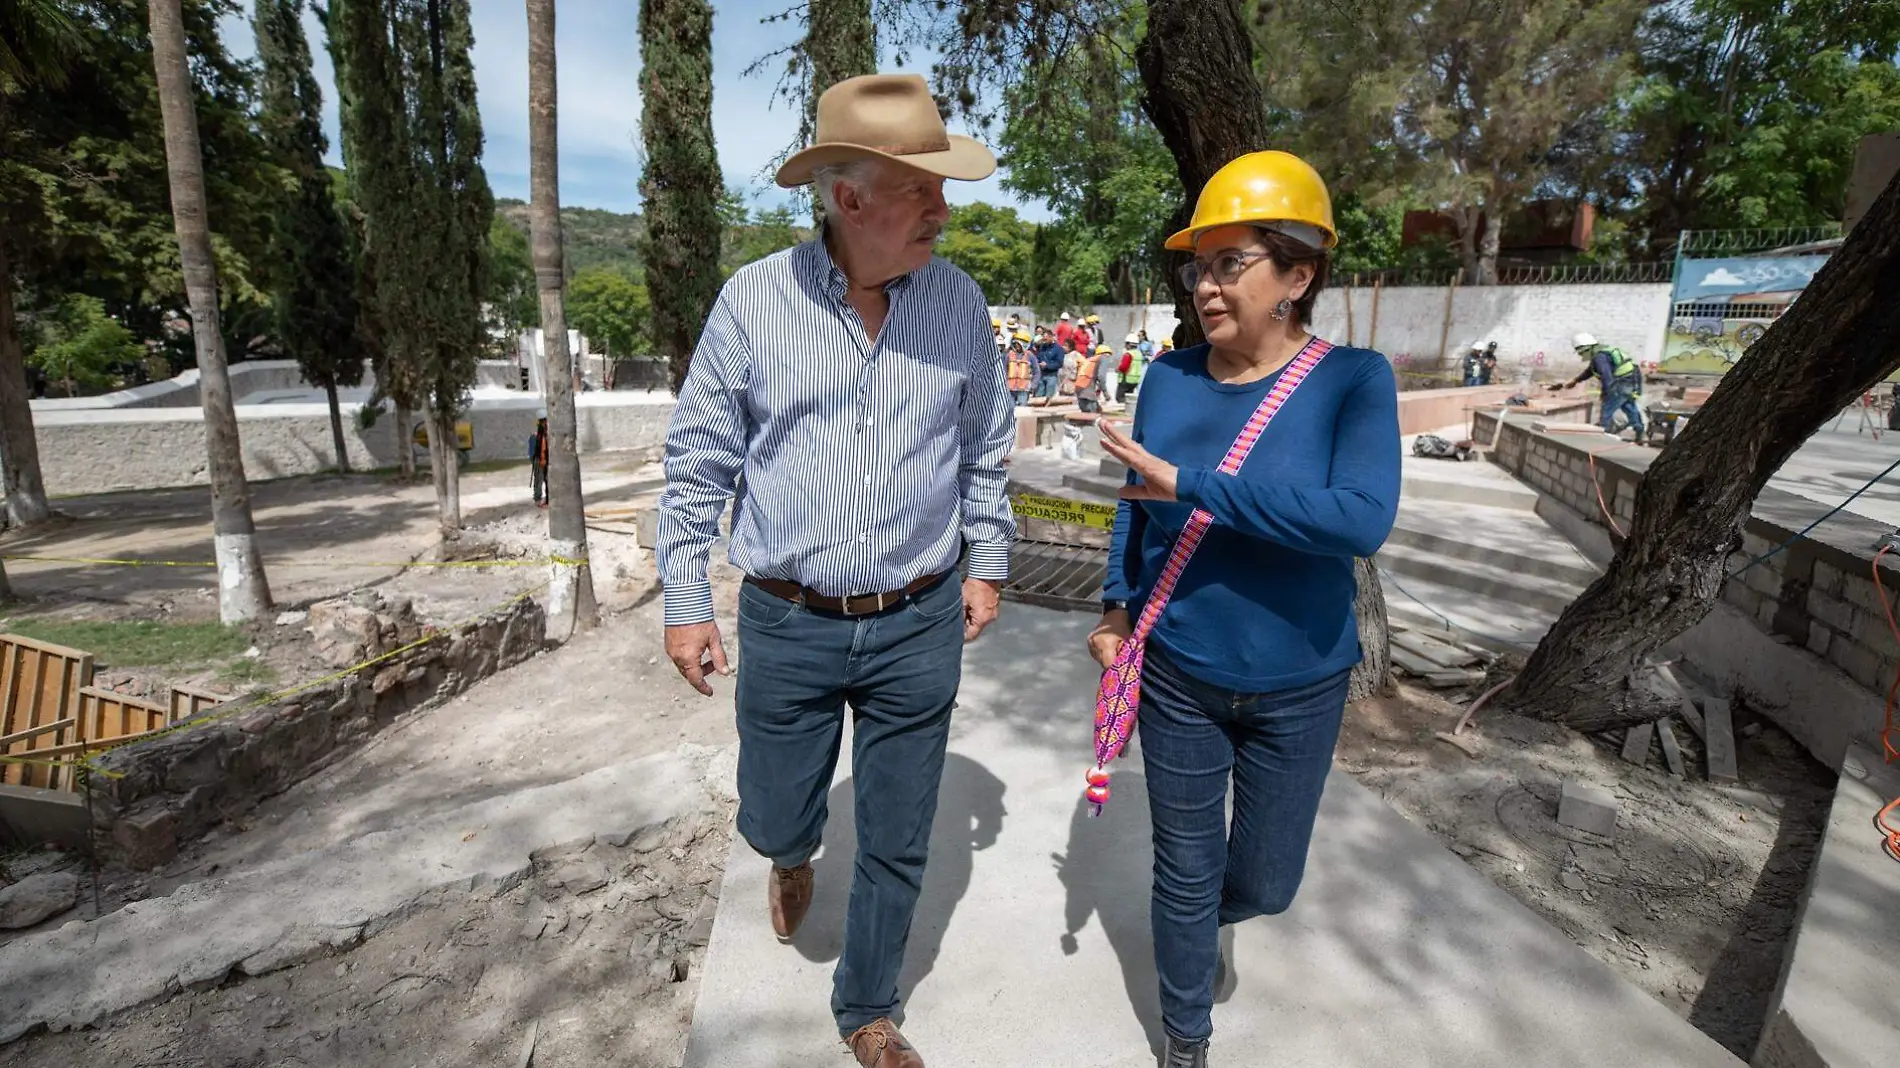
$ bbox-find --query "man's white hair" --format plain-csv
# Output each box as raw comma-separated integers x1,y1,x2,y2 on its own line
812,158,885,218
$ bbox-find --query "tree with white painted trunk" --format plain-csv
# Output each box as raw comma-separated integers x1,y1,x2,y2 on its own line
147,0,272,622
526,0,598,635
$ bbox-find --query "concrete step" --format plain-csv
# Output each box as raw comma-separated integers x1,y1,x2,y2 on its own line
1376,539,1585,618
1402,469,1540,511
1060,473,1125,502
1099,457,1126,479
1389,505,1602,589
1755,743,1900,1068
1375,566,1557,651
683,605,1741,1068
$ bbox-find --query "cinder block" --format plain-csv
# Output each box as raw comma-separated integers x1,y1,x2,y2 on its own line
1812,561,1845,598
1806,593,1859,634
1828,638,1884,692
1557,780,1618,837
1805,622,1832,658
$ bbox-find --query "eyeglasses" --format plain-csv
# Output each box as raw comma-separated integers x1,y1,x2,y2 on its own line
1178,249,1273,292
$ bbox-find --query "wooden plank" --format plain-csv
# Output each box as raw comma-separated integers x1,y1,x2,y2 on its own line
1703,697,1740,784
1657,718,1687,778
0,718,77,748
1391,629,1483,669
1389,648,1443,676
1651,664,1706,739
1423,669,1485,689
1621,722,1655,766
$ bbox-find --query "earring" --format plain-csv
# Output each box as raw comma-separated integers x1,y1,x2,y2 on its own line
1271,298,1294,321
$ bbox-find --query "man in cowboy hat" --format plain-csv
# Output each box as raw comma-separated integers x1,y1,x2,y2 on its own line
655,72,1013,1068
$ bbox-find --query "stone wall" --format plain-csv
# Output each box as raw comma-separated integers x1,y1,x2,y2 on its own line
31,360,526,412
88,594,547,869
35,396,676,495
1314,283,1673,382
1487,417,1892,765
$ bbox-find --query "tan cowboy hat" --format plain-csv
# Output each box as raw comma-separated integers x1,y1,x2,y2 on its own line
776,74,996,188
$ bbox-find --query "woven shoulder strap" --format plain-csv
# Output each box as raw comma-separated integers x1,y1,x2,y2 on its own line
1129,338,1332,642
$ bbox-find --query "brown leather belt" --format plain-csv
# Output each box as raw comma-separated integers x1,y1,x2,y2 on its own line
745,570,952,617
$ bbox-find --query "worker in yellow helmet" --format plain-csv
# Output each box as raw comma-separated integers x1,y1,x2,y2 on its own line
1089,150,1400,1068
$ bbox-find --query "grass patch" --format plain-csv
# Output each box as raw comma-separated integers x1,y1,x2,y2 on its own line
5,619,252,667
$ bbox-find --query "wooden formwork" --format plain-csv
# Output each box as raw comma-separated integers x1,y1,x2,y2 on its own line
0,636,95,791
0,634,230,794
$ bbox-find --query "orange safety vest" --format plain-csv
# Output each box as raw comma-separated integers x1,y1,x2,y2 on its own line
1077,354,1102,390
1006,353,1032,391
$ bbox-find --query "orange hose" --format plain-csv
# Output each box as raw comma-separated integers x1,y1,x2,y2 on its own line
1865,546,1899,862
1453,677,1515,736
1586,443,1636,538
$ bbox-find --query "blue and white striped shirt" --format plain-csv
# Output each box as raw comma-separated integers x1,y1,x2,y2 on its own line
656,236,1016,626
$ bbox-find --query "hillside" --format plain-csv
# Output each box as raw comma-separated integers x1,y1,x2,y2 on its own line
494,198,645,273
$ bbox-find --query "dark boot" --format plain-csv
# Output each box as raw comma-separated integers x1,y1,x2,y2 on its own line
1162,1036,1209,1068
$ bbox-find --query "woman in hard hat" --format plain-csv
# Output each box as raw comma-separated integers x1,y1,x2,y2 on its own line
1088,150,1400,1067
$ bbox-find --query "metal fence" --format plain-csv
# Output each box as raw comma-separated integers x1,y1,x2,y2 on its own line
1675,225,1843,257
1339,261,1674,287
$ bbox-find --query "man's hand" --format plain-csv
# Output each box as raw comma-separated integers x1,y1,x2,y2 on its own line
1089,608,1132,669
1098,419,1179,503
664,622,730,696
963,577,1002,642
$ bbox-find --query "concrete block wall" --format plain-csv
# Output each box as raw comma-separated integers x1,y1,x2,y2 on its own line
31,359,526,412
36,395,676,496
1313,283,1672,383
1488,417,1894,764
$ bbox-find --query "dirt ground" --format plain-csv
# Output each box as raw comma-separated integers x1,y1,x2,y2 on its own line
1336,679,1833,1058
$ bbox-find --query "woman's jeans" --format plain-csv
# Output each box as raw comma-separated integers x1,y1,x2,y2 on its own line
1138,641,1350,1043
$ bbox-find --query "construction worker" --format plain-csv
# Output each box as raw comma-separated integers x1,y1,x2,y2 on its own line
1033,326,1066,399
1137,329,1155,360
1461,340,1484,386
1005,332,1037,406
1478,340,1499,385
1555,331,1645,440
1055,311,1076,352
1117,332,1145,403
1076,343,1110,412
527,408,550,508
1075,314,1097,356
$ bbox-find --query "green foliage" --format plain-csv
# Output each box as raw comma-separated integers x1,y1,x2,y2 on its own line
638,0,722,392
485,214,537,344
936,203,1035,304
27,293,142,395
329,0,493,418
566,267,650,356
2,0,279,369
494,197,646,273
719,196,806,276
254,0,362,392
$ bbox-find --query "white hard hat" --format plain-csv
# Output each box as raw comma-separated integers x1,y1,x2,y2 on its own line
1059,312,1071,320
1461,339,1480,352
1125,333,1139,344
537,408,548,418
1572,332,1599,349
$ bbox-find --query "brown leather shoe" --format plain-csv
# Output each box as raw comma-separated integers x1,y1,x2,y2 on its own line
845,1018,924,1068
767,862,812,940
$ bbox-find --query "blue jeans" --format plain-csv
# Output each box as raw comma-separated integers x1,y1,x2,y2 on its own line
1138,641,1350,1043
1036,374,1061,399
1601,385,1645,437
733,573,965,1034
1010,389,1029,407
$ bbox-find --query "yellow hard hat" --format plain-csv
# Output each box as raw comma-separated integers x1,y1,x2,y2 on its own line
1159,338,1173,350
1094,344,1112,355
991,317,1001,328
1086,314,1100,324
1165,150,1336,252
1012,329,1032,343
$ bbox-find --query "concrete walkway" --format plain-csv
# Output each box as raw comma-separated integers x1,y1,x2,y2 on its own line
683,606,1741,1067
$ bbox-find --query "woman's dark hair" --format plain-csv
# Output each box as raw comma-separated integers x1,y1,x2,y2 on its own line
1253,226,1332,325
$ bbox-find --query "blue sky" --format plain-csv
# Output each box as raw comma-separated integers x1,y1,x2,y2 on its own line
219,0,1048,220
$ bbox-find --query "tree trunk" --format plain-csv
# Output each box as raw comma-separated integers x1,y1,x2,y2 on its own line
0,241,52,527
527,0,599,637
1138,0,1390,684
324,379,351,474
1135,0,1268,350
802,0,875,224
1475,197,1502,286
149,0,273,623
1504,171,1900,731
428,404,460,539
397,402,416,480
1453,205,1481,285
1349,558,1392,703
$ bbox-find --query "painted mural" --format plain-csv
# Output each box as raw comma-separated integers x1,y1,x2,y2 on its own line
1659,255,1829,374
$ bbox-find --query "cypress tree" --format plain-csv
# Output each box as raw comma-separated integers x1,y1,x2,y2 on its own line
254,0,362,474
638,0,721,393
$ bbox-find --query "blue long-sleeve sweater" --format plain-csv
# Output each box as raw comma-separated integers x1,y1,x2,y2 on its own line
1104,341,1401,692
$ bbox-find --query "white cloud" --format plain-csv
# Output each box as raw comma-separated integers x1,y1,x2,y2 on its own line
1698,268,1746,287
223,0,1049,220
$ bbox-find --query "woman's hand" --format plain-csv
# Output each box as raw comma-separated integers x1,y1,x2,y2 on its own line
1089,608,1133,669
1098,419,1178,502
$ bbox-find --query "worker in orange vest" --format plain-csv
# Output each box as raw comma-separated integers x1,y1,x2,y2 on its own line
527,408,550,509
1004,331,1037,406
1076,344,1110,413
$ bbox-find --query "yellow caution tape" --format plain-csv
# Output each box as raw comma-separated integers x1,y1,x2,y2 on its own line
0,583,551,781
1012,492,1118,531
